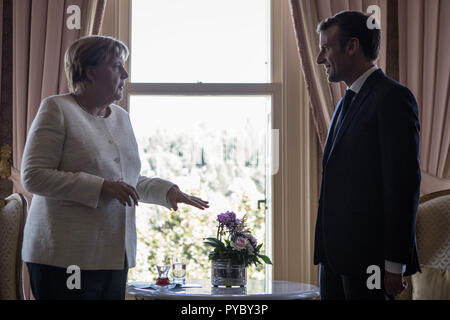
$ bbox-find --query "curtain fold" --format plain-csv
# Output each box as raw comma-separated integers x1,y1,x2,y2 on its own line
398,0,450,195
11,0,108,201
11,0,108,300
0,0,13,200
289,0,387,151
81,0,107,36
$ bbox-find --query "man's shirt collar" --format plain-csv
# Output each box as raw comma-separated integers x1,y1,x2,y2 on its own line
348,65,378,94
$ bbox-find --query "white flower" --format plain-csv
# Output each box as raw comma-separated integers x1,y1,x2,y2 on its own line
232,236,248,251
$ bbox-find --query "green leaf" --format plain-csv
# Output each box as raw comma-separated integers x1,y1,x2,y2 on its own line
204,237,225,248
258,254,272,265
204,241,219,248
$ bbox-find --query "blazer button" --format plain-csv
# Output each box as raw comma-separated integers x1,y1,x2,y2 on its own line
114,157,120,163
109,140,114,144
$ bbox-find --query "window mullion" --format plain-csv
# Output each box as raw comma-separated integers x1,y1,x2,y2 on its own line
126,83,280,96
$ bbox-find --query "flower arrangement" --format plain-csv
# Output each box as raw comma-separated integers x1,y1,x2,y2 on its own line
204,211,272,268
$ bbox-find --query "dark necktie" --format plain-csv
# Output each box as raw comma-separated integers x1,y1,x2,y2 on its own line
332,89,356,141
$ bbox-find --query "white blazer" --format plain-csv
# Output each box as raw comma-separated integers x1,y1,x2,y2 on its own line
21,94,175,270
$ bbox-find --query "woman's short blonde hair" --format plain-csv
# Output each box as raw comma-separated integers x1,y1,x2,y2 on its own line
64,35,129,93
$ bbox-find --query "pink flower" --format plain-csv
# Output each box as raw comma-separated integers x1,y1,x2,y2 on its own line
233,236,248,251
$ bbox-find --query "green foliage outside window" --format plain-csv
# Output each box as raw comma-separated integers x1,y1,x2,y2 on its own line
128,127,267,282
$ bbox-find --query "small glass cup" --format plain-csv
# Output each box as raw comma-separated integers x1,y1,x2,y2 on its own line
156,265,171,286
171,256,187,285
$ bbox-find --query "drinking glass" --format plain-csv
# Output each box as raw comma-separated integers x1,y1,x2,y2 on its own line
156,265,170,286
171,256,187,284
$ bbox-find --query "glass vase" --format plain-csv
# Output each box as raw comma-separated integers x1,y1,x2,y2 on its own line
211,259,247,287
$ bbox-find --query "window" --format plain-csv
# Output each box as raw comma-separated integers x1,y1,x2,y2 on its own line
126,0,277,283
130,0,270,83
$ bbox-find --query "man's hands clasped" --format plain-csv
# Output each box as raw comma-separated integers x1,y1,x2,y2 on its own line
384,271,408,297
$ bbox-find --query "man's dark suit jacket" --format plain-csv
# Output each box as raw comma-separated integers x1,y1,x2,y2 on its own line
314,69,421,277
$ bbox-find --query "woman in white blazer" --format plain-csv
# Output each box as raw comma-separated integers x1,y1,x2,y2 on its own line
21,36,209,300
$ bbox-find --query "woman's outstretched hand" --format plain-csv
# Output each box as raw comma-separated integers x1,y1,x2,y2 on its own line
100,180,140,207
166,185,209,211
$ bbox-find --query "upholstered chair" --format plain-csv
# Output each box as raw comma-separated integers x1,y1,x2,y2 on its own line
398,189,450,300
0,194,28,300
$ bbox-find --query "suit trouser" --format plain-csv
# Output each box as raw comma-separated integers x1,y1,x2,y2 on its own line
26,255,129,300
319,259,394,300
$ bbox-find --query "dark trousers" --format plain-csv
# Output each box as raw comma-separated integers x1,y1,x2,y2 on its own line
319,261,394,300
27,257,129,300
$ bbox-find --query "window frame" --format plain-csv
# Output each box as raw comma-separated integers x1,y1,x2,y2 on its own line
120,0,284,282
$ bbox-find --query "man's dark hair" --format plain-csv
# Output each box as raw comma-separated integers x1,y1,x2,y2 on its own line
317,11,380,61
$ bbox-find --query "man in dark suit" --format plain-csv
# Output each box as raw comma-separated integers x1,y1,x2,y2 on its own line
314,11,421,300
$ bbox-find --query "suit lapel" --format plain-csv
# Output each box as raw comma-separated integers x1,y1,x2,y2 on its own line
322,98,344,167
324,69,384,169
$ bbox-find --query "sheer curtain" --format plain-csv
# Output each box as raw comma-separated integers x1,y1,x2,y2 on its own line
398,0,450,195
11,0,108,300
